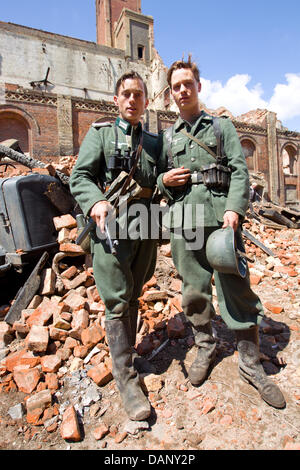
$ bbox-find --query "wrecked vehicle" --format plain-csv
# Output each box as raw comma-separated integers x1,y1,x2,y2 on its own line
0,173,65,275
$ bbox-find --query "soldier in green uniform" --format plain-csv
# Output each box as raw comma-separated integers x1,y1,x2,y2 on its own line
70,71,164,421
157,59,285,409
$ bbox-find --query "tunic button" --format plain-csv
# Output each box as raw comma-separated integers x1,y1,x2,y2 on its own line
191,157,196,162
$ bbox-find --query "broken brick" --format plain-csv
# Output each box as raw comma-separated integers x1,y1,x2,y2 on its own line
39,268,56,296
40,354,62,373
13,366,41,394
81,323,105,348
26,325,49,353
53,214,77,231
60,405,82,442
87,363,113,386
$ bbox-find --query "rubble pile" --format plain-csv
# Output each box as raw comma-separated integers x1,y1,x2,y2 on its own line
0,212,185,439
0,205,299,442
0,150,299,446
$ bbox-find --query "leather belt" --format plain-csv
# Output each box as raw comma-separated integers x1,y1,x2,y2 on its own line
137,187,154,199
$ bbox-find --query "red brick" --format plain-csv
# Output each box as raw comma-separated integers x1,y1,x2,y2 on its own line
167,316,185,339
73,345,89,358
63,292,87,311
26,325,49,353
26,407,44,426
53,214,77,231
87,363,113,386
81,323,105,348
93,424,109,440
40,354,61,373
12,321,30,336
250,274,262,285
5,349,40,372
86,285,101,303
60,405,82,442
45,373,59,390
49,326,69,341
59,243,85,254
26,297,59,327
13,366,41,394
264,302,284,314
39,268,56,296
62,272,88,290
61,265,78,279
58,228,71,244
25,389,52,413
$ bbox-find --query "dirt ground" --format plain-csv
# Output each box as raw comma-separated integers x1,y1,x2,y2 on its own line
0,245,299,453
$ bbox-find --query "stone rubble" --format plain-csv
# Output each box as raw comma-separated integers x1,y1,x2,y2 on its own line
0,162,299,449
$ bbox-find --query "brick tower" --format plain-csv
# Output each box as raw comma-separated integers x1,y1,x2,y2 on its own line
96,0,141,47
95,0,153,62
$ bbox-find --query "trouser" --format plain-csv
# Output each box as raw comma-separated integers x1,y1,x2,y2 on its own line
171,227,264,330
91,237,157,320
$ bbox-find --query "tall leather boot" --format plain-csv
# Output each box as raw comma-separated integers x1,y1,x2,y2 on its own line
105,317,151,420
188,321,217,386
236,326,286,409
128,305,155,374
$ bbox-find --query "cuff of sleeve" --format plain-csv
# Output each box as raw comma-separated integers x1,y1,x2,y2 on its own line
157,173,175,201
84,193,107,218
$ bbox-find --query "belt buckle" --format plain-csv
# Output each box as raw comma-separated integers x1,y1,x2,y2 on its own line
191,172,199,184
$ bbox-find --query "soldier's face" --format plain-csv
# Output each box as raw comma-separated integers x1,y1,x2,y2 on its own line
170,68,201,113
114,78,149,125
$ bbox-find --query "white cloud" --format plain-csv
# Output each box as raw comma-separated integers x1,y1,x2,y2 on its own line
200,74,268,115
199,73,300,124
268,73,300,121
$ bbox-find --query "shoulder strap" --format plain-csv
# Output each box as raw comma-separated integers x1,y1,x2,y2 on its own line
165,126,174,170
179,128,217,159
212,117,224,160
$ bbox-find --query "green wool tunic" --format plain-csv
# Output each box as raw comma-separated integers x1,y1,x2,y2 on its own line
70,118,164,320
157,112,264,330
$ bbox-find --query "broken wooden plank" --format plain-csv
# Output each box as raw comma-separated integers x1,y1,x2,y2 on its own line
4,252,49,325
242,229,276,257
258,208,298,229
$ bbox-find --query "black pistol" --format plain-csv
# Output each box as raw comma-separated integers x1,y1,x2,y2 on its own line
75,217,118,255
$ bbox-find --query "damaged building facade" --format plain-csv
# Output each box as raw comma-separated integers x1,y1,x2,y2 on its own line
0,0,299,209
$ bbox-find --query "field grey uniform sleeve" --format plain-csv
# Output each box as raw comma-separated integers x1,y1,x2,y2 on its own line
69,127,107,217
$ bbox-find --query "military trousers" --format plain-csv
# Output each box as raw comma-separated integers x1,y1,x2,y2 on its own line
91,236,157,320
170,227,264,330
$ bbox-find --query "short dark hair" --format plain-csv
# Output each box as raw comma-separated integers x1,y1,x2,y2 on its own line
167,56,200,87
115,71,148,98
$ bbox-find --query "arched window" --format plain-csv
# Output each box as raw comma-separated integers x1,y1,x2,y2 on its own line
241,138,256,170
282,145,297,175
0,111,30,153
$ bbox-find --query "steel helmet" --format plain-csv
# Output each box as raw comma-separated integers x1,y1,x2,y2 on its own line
206,226,248,278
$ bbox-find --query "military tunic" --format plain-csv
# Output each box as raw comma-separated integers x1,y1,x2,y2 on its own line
157,112,264,330
70,118,164,320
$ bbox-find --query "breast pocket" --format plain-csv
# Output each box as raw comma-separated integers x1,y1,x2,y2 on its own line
138,153,157,186
171,141,186,167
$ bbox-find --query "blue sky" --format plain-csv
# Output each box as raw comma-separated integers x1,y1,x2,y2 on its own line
1,0,300,131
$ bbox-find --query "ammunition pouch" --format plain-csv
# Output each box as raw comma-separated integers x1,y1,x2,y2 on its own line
201,162,231,191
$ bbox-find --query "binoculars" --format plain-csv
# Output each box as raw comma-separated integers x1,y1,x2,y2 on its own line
108,149,136,174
